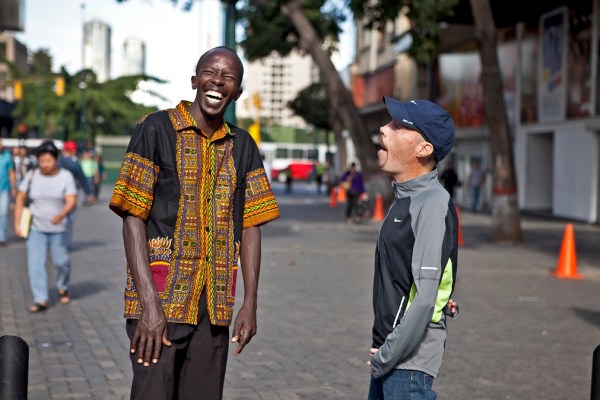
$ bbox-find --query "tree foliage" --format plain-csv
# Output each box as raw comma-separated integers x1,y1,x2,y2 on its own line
10,50,164,141
287,82,331,131
238,0,345,61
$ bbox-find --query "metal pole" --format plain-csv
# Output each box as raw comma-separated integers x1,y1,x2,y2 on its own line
592,344,600,400
223,0,237,125
79,81,87,142
0,335,29,400
36,79,43,137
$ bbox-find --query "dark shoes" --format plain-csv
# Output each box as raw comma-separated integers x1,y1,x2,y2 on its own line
28,290,70,313
29,302,48,313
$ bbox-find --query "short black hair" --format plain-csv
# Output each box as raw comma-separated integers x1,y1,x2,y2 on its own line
195,46,244,84
35,140,59,159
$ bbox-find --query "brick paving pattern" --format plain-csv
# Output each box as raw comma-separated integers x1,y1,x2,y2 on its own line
1,182,599,399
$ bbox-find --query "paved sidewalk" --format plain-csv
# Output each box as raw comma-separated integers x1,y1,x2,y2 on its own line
1,182,599,399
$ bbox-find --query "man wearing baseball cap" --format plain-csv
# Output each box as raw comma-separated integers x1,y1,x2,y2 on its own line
367,97,459,399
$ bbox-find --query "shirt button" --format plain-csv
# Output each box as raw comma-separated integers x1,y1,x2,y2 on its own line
205,226,210,232
205,256,210,262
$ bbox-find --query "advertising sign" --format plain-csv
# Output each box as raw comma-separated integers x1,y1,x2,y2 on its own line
538,7,568,122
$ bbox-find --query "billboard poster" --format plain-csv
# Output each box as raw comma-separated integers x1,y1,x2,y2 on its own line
521,24,539,123
565,3,592,118
538,7,568,122
437,52,484,128
497,28,518,132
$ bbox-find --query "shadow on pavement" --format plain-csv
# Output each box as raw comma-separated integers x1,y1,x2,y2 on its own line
572,307,600,328
68,279,107,300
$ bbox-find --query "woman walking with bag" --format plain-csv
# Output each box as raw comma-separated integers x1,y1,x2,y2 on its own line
13,141,77,313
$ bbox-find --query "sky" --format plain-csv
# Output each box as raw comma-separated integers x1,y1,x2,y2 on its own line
14,0,355,110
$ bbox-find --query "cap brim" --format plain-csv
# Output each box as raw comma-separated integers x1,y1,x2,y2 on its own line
383,96,421,133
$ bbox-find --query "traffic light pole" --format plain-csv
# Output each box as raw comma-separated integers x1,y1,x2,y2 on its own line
223,0,237,125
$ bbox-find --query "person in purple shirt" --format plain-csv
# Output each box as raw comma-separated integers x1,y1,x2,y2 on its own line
340,162,365,223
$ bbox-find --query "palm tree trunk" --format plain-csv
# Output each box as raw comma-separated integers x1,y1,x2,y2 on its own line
280,0,378,177
469,0,523,242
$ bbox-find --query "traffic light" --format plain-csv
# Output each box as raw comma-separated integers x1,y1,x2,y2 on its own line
249,122,261,146
13,80,22,100
55,76,65,97
252,92,261,110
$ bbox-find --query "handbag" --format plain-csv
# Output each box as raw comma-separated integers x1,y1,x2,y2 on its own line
19,170,35,238
19,207,32,238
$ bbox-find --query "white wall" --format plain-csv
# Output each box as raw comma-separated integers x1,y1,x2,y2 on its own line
552,122,599,222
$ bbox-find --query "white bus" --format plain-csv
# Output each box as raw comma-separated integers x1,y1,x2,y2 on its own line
0,138,64,150
259,142,336,182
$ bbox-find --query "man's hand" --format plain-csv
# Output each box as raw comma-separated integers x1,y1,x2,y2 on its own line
231,306,257,356
367,347,379,375
130,303,171,367
446,298,459,318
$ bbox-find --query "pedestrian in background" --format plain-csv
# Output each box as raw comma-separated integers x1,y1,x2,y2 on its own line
80,149,100,200
285,165,293,193
468,161,485,212
0,138,16,246
340,162,365,223
314,161,325,194
93,151,106,200
12,144,35,187
109,46,280,400
58,140,94,248
14,141,77,313
368,97,459,399
439,163,460,199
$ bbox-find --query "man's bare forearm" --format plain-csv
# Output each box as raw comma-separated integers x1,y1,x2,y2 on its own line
240,226,261,307
123,216,160,308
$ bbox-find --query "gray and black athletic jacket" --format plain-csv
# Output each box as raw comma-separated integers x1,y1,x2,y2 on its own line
370,169,458,379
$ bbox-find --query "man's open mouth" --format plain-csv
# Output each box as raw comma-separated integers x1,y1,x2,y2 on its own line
206,90,224,103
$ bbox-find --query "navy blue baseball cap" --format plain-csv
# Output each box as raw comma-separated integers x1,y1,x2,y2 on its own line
383,96,455,161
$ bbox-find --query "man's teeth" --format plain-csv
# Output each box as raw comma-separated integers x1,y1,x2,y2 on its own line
206,91,223,100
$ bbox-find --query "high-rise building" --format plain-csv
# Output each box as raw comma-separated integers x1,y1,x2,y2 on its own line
123,37,146,76
83,19,111,83
238,50,318,128
0,33,28,102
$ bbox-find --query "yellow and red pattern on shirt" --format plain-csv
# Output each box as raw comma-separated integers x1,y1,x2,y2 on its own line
110,101,280,326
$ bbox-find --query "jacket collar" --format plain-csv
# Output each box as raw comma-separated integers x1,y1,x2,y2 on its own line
392,169,440,198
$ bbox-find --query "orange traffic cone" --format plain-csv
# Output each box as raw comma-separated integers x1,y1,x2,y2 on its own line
551,223,582,279
372,194,384,222
337,186,347,202
329,186,337,208
456,207,464,247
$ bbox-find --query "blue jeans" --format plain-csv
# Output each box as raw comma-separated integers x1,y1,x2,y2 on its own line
368,370,436,400
0,190,10,242
471,186,481,212
27,229,71,304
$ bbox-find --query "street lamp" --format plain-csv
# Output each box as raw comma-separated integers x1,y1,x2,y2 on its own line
79,80,87,141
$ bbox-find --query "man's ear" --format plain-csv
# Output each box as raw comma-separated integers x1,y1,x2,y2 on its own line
191,76,197,90
232,87,243,101
416,141,434,158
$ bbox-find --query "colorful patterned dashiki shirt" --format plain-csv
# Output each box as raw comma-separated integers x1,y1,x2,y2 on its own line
109,101,280,326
